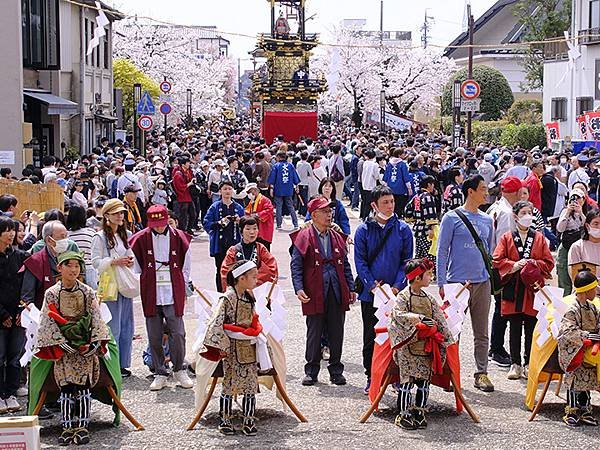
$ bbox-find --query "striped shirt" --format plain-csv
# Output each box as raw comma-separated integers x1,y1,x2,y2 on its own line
68,228,97,264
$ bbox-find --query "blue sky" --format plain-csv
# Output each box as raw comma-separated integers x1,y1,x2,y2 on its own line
111,0,498,65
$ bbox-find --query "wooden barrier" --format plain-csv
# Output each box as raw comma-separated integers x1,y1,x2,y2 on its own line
0,179,64,217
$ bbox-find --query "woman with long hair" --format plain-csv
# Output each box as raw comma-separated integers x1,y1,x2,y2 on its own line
90,199,135,377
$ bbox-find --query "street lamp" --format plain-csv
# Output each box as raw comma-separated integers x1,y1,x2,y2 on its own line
251,56,257,131
133,83,141,149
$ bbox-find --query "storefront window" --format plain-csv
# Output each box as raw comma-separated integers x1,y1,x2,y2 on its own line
22,0,60,70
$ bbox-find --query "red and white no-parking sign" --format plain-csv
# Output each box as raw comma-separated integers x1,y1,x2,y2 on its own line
460,79,481,100
137,115,153,131
159,80,172,94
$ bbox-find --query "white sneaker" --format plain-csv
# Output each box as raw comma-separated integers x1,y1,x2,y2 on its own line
174,370,194,389
0,399,8,414
5,396,20,412
16,387,28,397
507,364,522,380
522,365,529,379
149,374,168,391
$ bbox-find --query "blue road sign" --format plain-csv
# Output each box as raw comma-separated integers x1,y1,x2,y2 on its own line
160,103,172,115
136,91,155,115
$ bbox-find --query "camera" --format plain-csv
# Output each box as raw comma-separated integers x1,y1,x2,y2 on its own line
569,194,580,205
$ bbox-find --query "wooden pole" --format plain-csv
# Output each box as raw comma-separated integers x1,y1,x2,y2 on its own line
193,286,213,308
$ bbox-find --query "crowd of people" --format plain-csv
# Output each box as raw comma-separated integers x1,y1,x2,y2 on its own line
1,118,600,441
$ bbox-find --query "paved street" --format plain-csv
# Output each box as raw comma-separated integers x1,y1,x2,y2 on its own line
36,212,600,449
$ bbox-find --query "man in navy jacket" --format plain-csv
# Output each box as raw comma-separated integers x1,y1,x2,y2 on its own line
268,150,300,230
354,185,414,393
383,148,412,218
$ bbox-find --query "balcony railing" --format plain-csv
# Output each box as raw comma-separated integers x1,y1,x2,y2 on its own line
543,40,568,61
255,79,327,93
579,28,600,45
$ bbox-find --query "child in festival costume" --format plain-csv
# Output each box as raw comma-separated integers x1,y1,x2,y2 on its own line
388,258,454,430
33,251,110,446
557,269,600,427
201,259,261,436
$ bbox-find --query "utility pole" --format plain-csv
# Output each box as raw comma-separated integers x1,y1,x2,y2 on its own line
466,3,474,149
421,10,434,49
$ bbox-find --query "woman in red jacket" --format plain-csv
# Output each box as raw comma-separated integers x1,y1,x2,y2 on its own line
220,215,278,292
493,200,554,381
244,183,274,250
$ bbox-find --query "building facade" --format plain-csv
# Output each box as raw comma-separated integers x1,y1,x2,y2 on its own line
0,0,121,171
543,0,598,138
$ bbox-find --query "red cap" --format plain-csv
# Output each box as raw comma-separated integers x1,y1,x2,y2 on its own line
308,196,335,215
147,204,169,228
500,176,523,194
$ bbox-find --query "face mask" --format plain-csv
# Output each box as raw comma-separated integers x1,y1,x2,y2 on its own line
517,214,533,228
375,208,394,221
52,238,69,254
560,158,567,164
589,227,600,239
247,192,255,201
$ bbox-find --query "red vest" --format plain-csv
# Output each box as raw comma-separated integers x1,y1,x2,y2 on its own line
130,227,190,318
22,249,57,309
291,226,351,316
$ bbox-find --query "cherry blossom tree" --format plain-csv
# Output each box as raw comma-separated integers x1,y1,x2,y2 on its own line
113,19,235,121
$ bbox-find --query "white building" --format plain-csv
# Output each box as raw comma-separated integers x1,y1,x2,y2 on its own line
0,0,122,171
543,0,598,137
444,0,541,100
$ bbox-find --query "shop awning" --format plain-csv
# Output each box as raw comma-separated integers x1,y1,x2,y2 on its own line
94,113,118,122
23,90,78,115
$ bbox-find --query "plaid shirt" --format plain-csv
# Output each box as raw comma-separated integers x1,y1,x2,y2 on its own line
405,190,439,232
443,185,463,214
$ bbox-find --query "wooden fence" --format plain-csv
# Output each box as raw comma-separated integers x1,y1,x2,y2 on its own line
0,179,64,217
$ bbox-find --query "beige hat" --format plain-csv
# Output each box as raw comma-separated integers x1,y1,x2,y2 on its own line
102,198,127,216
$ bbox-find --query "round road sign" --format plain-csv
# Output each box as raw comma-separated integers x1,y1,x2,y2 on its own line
159,103,172,115
137,115,153,131
159,81,172,94
460,79,480,100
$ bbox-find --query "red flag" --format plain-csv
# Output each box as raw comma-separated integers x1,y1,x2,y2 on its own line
577,115,589,139
545,122,560,148
585,111,600,141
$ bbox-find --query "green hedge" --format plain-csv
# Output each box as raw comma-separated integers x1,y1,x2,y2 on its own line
500,123,546,149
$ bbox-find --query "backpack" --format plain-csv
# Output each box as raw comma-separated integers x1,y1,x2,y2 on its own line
330,156,344,182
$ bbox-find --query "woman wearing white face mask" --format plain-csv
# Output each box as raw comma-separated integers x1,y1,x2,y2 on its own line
493,200,554,381
568,209,600,284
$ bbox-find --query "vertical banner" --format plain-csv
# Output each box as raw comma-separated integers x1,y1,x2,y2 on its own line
577,115,589,139
585,111,600,140
545,121,560,147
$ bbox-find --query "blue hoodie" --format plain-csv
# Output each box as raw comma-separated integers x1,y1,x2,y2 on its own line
383,159,411,195
354,216,414,301
268,161,300,197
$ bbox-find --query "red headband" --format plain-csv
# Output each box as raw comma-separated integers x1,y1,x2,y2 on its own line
406,259,435,281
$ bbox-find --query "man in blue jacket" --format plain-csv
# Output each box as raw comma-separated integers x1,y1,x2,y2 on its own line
354,185,414,394
268,151,300,230
383,148,412,218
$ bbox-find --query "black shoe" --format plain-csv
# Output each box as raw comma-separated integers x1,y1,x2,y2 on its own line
58,428,74,446
395,414,418,430
72,427,90,445
490,352,511,367
301,375,317,386
580,409,598,426
563,412,581,428
218,418,236,435
330,374,347,386
120,368,132,378
242,419,257,436
37,405,54,420
411,409,428,429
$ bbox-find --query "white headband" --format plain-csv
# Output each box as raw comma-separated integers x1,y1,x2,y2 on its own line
231,261,257,278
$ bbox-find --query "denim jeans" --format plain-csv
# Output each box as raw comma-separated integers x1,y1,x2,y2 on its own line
351,181,361,209
106,294,134,369
0,326,25,398
273,195,298,228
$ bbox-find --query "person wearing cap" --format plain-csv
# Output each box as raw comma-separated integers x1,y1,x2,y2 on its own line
90,199,136,377
268,151,300,230
151,178,169,207
208,159,226,203
129,204,194,391
478,153,496,187
505,153,530,180
33,250,111,446
123,185,144,233
485,175,524,367
556,187,588,294
557,269,600,428
204,180,245,292
0,216,29,414
568,154,591,190
116,158,144,203
244,182,275,249
290,196,355,386
437,175,495,392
